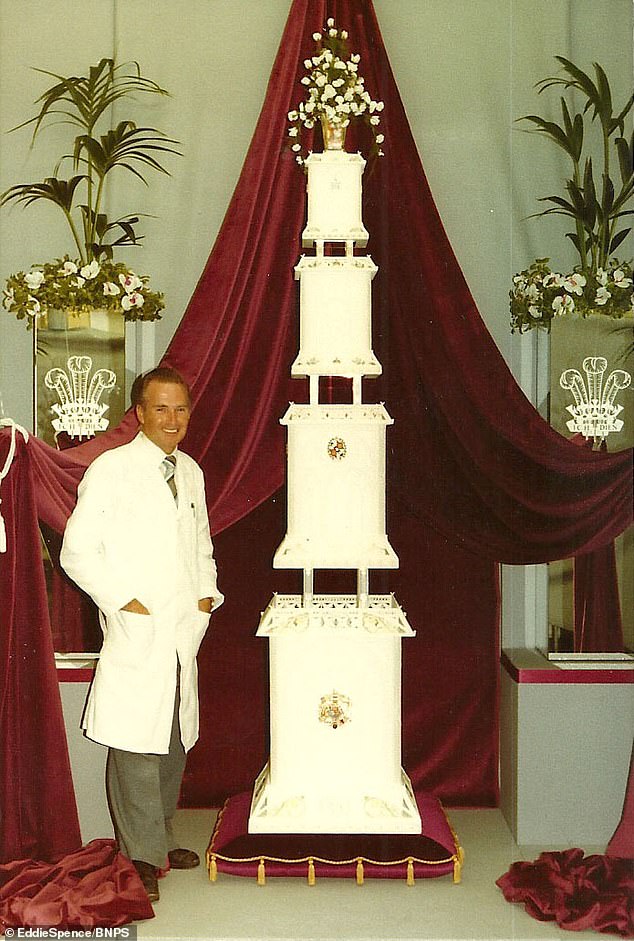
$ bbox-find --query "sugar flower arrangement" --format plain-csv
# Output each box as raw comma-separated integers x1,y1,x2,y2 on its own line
287,18,385,166
3,256,164,328
510,258,633,333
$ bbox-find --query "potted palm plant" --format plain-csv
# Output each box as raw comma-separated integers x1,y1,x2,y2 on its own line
510,56,633,335
511,57,633,455
1,57,180,328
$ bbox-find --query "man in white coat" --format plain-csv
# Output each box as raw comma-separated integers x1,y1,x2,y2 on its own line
61,366,223,902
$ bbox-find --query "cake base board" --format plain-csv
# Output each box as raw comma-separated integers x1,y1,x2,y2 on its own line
248,763,421,834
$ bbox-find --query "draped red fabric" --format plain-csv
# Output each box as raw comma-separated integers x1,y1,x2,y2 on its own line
0,431,81,864
496,849,634,938
608,744,634,861
0,839,153,929
2,0,632,822
574,545,624,653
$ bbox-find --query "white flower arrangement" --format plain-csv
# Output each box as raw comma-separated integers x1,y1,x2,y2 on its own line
510,258,633,333
3,256,164,328
287,18,385,167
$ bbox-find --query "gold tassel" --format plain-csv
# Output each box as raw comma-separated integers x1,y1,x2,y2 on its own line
453,855,462,884
308,858,316,886
209,855,218,882
458,844,465,865
257,858,266,885
407,858,415,886
356,858,364,885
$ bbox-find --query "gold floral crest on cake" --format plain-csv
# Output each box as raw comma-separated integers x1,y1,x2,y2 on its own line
287,18,384,167
327,436,347,460
318,690,352,729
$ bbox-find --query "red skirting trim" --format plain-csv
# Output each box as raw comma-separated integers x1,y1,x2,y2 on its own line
206,790,463,885
501,651,634,685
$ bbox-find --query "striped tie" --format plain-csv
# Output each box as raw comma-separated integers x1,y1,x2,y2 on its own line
161,454,178,502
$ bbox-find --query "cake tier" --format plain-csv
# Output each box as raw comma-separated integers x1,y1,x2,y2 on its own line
292,256,381,379
273,404,398,570
248,599,420,834
302,151,369,246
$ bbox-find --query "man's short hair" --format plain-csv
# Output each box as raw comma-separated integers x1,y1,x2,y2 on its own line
131,366,191,408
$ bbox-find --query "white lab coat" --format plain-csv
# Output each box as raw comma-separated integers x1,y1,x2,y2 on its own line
60,432,224,753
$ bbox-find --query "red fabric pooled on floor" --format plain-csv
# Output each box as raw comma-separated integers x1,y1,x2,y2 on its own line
497,848,634,938
0,839,154,930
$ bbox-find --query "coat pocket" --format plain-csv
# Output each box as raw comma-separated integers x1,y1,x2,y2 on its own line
102,609,156,668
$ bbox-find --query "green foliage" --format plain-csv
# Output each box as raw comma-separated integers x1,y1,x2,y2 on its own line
1,57,181,265
3,257,165,328
512,57,633,332
518,56,633,277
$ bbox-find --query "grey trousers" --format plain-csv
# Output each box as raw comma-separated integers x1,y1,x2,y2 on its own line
106,688,187,868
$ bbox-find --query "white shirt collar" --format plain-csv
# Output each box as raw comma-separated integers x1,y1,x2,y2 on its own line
136,431,178,466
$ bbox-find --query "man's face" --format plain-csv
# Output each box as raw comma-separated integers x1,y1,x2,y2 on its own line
136,380,191,454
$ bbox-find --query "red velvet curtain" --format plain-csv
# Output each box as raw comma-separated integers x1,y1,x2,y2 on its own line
2,0,632,819
0,430,81,863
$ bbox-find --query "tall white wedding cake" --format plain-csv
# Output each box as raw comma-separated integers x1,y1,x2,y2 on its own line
248,24,421,836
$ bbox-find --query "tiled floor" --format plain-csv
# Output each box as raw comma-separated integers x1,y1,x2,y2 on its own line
137,807,608,941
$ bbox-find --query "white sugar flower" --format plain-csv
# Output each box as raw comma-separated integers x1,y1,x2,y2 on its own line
370,115,380,125
25,270,45,291
287,110,298,121
3,287,15,310
375,101,385,111
376,134,384,143
543,272,565,288
562,272,586,295
528,305,542,318
595,286,611,306
80,260,100,280
526,283,540,302
312,32,321,41
74,277,85,288
596,267,608,287
552,294,575,315
315,72,327,86
27,296,41,316
119,273,143,294
59,261,78,277
327,17,335,27
292,143,301,152
329,28,337,37
322,84,336,100
296,155,303,165
334,60,347,70
613,268,633,288
305,120,314,128
301,76,311,85
103,281,121,296
304,59,313,69
341,30,348,38
288,127,299,137
121,291,144,311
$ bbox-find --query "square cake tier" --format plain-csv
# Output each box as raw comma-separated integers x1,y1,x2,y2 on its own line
302,151,369,246
274,404,398,570
292,255,381,378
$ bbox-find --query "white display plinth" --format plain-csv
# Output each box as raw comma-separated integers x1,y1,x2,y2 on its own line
274,404,398,570
302,151,369,247
292,256,381,378
248,595,421,834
